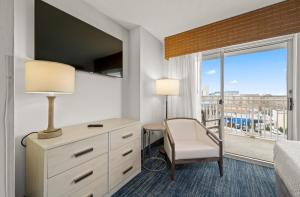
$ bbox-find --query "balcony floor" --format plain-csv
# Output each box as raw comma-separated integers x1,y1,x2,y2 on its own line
224,133,275,162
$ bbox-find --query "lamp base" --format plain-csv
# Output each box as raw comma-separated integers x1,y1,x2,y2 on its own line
38,128,62,139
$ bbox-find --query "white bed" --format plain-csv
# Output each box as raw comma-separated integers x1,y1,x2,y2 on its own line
274,140,300,197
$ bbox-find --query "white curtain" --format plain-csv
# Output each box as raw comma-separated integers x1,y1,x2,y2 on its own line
167,52,202,119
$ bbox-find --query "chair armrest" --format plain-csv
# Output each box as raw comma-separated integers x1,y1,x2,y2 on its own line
206,129,222,145
206,125,219,130
205,126,223,158
165,121,176,164
165,121,175,146
195,119,222,145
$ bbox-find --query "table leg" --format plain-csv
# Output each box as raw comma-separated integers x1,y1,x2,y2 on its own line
148,130,151,156
142,126,167,172
142,128,146,165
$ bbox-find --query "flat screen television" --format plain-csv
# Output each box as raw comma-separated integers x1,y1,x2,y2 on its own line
35,0,123,78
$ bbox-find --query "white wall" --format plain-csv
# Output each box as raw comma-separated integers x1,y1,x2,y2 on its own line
140,28,164,142
1,0,14,196
296,33,300,140
122,28,141,120
125,27,164,143
139,28,164,131
14,0,129,196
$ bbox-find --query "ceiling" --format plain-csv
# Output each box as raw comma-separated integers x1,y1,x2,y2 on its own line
84,0,285,41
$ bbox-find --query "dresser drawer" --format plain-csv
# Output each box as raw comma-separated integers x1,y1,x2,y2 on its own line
48,154,108,197
110,125,141,150
47,134,108,178
110,138,140,169
110,151,141,189
67,176,108,197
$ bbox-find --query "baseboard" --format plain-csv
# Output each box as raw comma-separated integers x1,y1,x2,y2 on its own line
225,152,274,168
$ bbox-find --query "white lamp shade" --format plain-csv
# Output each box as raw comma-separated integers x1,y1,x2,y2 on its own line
156,79,179,96
25,60,75,94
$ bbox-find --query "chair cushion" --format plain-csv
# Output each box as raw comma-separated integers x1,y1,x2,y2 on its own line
167,119,197,141
175,140,219,160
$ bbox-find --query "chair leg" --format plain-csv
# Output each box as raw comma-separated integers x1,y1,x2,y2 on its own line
171,162,176,181
218,159,223,177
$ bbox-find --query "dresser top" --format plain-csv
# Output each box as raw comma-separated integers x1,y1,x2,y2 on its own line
28,118,140,150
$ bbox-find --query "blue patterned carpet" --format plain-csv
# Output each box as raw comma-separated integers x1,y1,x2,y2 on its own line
113,147,276,197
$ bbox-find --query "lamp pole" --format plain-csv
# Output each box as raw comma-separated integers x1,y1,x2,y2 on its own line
38,95,63,139
166,95,168,120
47,95,56,131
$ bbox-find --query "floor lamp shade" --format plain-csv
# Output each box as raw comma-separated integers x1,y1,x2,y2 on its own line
156,79,179,96
25,60,75,94
156,79,179,120
25,60,75,139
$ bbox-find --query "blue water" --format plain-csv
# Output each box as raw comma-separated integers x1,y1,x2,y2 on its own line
224,117,261,126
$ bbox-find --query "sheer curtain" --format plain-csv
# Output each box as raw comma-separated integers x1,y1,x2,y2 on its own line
167,52,202,119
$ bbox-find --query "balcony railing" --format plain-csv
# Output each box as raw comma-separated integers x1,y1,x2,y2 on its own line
201,95,287,140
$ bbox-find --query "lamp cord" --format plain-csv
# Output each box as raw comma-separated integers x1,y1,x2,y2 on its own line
21,132,38,148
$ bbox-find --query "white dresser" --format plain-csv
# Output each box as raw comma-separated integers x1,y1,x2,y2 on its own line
26,118,141,197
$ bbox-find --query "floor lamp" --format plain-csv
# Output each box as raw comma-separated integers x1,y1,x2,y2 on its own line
156,79,179,120
25,60,75,139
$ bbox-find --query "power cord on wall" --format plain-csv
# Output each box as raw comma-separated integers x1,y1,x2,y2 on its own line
21,132,38,148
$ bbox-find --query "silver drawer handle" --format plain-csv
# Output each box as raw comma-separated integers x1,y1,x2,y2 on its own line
122,133,133,139
123,166,133,175
122,149,133,157
73,148,94,158
73,170,93,184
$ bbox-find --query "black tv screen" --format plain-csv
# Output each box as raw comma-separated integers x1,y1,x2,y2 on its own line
35,0,123,77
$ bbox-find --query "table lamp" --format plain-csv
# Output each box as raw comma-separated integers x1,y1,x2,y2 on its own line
156,79,179,120
25,60,75,139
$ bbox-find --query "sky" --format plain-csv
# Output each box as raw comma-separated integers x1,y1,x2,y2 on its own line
201,48,287,95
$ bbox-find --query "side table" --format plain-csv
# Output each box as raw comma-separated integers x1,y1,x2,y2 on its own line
142,123,167,171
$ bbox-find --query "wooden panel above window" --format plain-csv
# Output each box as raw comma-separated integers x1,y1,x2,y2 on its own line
164,0,300,59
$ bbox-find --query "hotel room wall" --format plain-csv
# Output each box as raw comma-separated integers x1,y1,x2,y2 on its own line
123,28,141,120
0,0,14,196
14,0,129,196
126,27,164,144
140,27,164,142
289,33,300,141
296,33,300,140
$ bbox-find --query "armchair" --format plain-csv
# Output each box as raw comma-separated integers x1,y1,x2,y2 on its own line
164,118,223,180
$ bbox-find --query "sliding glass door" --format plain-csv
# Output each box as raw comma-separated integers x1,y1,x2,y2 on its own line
200,36,294,162
224,42,289,140
200,50,224,140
